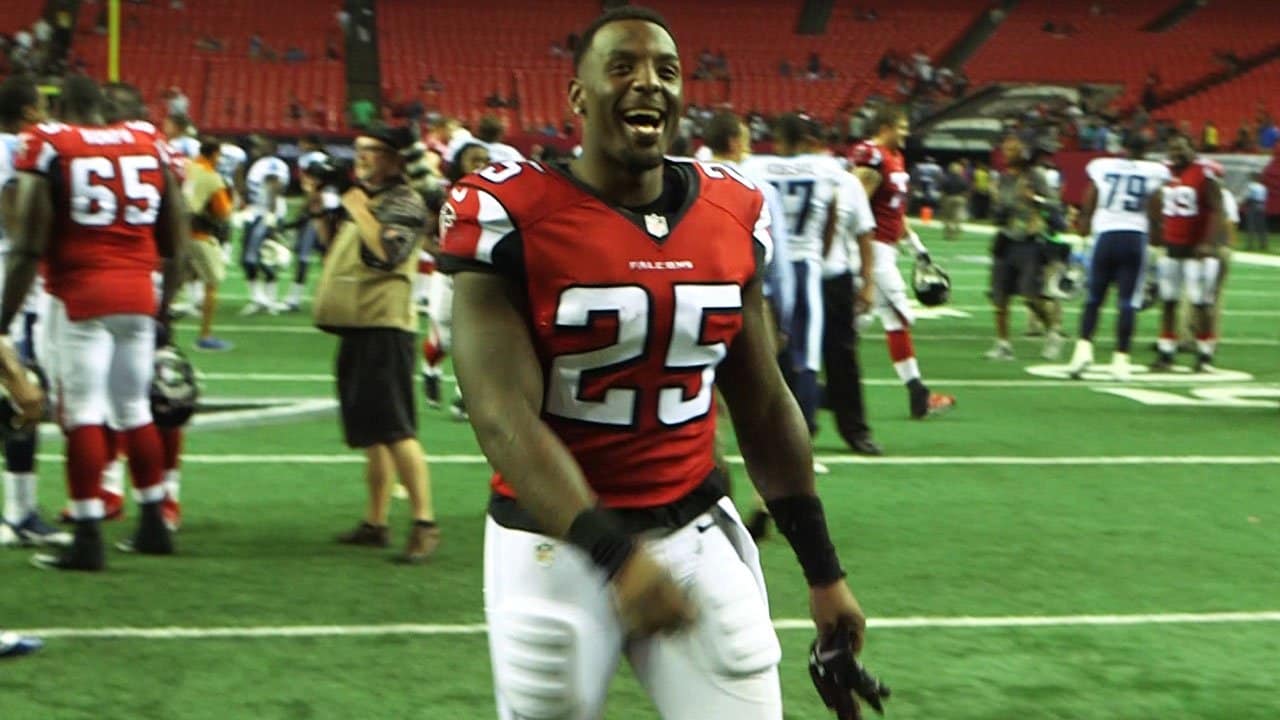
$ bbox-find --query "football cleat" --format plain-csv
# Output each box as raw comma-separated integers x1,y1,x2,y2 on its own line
1194,353,1215,373
1150,352,1176,371
1067,339,1094,379
161,496,182,532
984,342,1015,361
32,524,106,571
115,504,174,555
1110,352,1133,382
423,373,442,409
450,397,469,422
0,631,43,658
1041,331,1065,361
848,434,883,456
4,513,72,547
911,389,956,420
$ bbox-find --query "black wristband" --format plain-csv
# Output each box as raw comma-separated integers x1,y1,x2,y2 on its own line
566,508,635,580
766,495,845,587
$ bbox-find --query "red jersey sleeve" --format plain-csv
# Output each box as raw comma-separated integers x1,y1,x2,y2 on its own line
439,161,557,277
13,124,64,175
850,141,883,170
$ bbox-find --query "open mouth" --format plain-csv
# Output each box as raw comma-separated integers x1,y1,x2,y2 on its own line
620,108,665,140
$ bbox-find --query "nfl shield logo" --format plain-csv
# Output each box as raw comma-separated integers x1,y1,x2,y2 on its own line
644,213,669,238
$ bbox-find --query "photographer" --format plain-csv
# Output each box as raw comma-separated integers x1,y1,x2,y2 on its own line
310,124,439,563
985,134,1064,361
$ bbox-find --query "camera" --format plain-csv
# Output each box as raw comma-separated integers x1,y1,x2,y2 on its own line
304,156,354,193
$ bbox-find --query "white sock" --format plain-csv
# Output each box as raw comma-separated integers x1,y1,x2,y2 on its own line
102,459,125,497
286,282,304,305
2,472,22,525
1157,337,1177,354
1196,339,1216,356
188,280,205,307
164,469,181,502
265,281,279,304
69,498,104,521
1112,352,1130,367
1069,339,1093,367
893,357,921,384
250,279,266,305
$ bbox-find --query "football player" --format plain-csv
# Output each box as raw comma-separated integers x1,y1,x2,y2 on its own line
851,108,955,419
4,76,188,570
1068,135,1170,380
162,113,199,160
0,74,68,548
740,114,842,433
240,137,290,314
442,8,874,718
1150,135,1223,371
284,135,329,311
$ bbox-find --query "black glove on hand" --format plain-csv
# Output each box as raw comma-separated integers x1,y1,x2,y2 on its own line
808,624,891,719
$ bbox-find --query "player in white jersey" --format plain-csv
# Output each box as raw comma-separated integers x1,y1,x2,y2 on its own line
241,140,290,313
215,141,247,189
0,75,68,548
284,135,331,311
740,114,843,433
1067,137,1171,380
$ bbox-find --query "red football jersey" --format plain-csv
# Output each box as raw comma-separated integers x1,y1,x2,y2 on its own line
1162,160,1218,247
440,159,771,509
850,140,909,244
14,120,170,320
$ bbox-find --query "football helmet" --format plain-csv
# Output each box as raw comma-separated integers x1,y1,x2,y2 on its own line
0,365,47,436
150,345,198,428
913,258,951,307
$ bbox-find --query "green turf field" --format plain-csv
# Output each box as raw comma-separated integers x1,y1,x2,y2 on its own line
5,224,1278,719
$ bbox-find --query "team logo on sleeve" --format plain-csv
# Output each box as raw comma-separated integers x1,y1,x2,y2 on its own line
439,201,457,237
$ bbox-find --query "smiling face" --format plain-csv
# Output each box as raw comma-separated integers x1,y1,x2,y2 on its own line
569,19,682,174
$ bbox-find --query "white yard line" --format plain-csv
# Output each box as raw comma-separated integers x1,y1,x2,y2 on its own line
32,453,1280,466
18,610,1280,640
193,372,1280,389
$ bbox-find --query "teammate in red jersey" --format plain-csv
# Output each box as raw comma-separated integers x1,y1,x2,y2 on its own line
441,8,876,719
1150,135,1223,371
850,107,955,419
2,77,189,571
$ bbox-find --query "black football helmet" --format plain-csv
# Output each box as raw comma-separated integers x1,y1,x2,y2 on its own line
150,345,198,428
913,258,951,307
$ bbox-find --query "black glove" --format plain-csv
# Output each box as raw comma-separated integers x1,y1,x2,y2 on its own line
809,625,890,718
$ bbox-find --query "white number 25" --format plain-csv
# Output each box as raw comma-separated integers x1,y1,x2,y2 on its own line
545,284,742,427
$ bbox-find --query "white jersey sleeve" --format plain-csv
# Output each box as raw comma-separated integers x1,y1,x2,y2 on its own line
824,171,875,276
0,133,14,249
1087,158,1171,235
216,143,248,183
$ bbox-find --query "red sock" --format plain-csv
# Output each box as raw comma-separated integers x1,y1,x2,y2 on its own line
422,329,445,367
160,427,183,472
886,329,916,363
123,424,166,503
67,425,109,501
